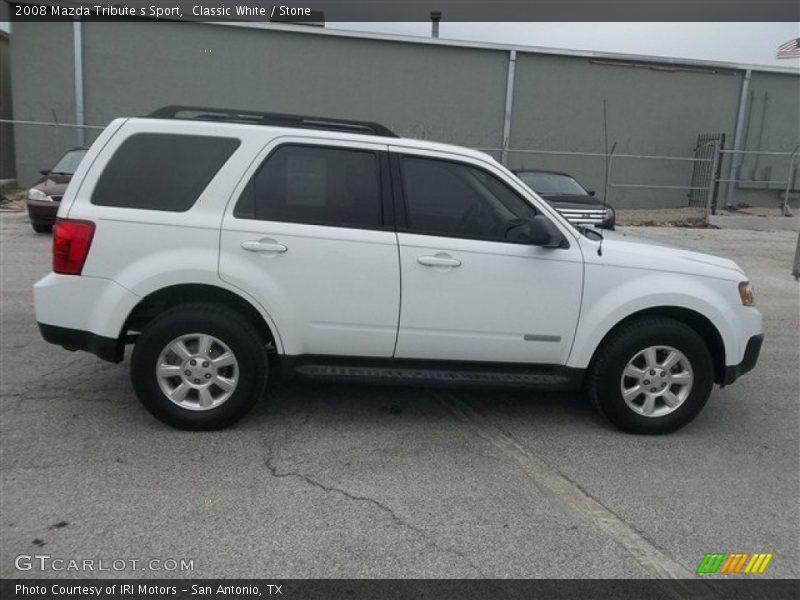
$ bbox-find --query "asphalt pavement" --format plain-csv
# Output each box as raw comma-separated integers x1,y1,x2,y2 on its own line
1,212,797,579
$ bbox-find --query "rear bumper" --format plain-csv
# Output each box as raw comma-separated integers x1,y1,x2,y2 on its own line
34,273,140,361
26,199,59,224
722,334,763,386
37,322,123,363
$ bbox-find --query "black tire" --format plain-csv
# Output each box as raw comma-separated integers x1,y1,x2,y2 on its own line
587,316,714,434
131,303,268,430
32,223,52,233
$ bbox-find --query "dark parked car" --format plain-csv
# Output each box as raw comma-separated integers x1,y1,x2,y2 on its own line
514,168,615,230
26,147,87,233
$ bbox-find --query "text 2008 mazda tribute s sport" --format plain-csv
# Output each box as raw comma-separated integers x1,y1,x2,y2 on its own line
34,106,763,433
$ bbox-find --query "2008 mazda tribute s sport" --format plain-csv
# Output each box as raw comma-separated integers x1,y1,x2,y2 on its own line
34,106,763,433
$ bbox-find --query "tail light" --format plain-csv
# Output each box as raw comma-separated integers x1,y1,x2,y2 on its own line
53,218,95,275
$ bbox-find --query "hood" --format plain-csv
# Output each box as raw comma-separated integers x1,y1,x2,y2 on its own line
587,229,745,280
541,193,607,208
31,174,71,197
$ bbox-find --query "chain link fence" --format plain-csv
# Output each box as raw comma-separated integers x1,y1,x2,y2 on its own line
481,142,799,225
0,118,104,182
717,146,800,217
2,116,798,226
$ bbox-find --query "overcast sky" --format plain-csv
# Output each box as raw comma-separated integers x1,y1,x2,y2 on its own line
330,22,800,69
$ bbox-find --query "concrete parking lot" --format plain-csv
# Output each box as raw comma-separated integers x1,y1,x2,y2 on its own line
1,211,798,579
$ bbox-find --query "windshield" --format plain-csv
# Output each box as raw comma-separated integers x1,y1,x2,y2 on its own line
517,171,588,196
50,149,87,175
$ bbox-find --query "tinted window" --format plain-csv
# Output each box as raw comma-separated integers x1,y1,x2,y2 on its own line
92,133,239,211
401,157,536,241
235,145,382,229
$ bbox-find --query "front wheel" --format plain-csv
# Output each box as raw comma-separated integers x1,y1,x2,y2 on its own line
587,317,714,434
131,303,268,430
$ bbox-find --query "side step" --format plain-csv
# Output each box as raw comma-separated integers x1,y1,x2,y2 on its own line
283,356,584,391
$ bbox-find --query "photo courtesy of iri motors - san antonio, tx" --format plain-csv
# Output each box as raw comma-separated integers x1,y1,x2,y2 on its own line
13,583,281,596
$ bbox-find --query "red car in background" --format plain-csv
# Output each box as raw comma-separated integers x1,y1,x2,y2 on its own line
26,147,87,233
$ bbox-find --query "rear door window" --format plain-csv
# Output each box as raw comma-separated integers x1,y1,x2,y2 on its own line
234,144,383,229
91,133,240,211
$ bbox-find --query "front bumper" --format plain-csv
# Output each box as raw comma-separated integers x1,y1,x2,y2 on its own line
722,334,763,386
557,208,615,230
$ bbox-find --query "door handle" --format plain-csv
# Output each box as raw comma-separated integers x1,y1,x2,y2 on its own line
417,253,461,268
241,239,288,254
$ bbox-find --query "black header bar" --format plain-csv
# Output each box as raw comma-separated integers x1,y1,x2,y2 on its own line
7,0,800,22
3,579,800,600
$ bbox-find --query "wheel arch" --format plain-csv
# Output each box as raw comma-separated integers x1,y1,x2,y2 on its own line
586,306,726,384
121,283,282,353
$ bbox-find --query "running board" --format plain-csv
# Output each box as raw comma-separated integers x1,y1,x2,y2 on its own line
282,355,584,391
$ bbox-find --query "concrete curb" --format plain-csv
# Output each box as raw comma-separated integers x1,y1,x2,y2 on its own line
708,215,800,231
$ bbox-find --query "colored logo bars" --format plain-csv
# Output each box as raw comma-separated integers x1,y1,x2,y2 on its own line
696,552,773,574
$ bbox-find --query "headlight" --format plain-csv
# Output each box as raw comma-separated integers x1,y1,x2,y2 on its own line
27,188,48,201
738,281,755,306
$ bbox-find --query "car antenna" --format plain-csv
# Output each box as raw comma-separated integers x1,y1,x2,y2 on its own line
599,100,615,257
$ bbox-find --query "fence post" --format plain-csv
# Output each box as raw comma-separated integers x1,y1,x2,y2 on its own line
604,153,614,204
705,140,721,222
781,144,799,217
500,50,517,167
792,232,800,280
51,110,60,164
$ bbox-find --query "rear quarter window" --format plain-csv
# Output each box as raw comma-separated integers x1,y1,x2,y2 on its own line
91,133,240,211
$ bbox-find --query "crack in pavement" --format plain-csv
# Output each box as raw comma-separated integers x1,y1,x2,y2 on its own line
4,356,119,411
262,411,486,577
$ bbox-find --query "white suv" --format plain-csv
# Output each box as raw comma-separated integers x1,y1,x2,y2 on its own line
34,106,763,433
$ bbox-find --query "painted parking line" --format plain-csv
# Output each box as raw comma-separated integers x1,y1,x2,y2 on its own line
436,392,694,581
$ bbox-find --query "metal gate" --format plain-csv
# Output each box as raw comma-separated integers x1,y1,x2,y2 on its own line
688,133,725,213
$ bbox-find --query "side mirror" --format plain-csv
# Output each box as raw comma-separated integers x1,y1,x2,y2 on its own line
40,169,51,176
587,189,596,197
506,215,564,248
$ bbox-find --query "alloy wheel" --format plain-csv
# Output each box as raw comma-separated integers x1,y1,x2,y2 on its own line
619,345,694,418
155,333,239,411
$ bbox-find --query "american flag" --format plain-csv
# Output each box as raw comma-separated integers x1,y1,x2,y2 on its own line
776,38,800,59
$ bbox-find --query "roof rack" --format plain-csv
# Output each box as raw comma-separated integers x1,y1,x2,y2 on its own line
146,105,399,138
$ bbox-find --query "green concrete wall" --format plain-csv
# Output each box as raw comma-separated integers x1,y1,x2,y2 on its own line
9,22,800,209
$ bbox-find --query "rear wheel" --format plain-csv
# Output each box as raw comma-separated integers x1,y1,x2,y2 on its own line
131,303,268,430
587,316,714,434
32,223,52,233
